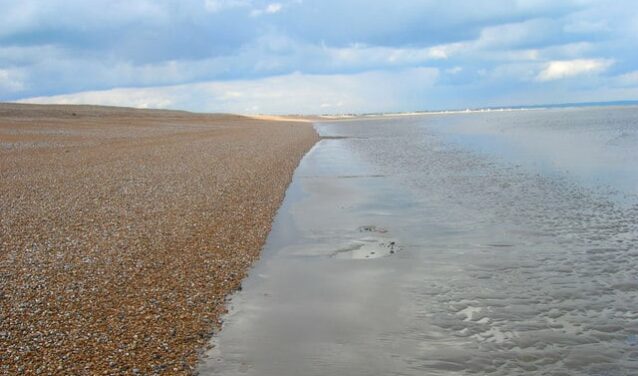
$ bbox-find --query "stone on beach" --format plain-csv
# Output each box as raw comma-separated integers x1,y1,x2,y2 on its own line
0,103,318,375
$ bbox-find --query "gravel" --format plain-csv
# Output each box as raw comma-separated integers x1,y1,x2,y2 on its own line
0,103,318,375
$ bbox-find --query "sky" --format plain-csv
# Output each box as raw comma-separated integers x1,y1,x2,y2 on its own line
1,0,638,114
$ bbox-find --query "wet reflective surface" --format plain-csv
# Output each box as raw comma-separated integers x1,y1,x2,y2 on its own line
199,107,638,375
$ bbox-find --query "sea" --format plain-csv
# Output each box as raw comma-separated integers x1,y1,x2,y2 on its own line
199,106,638,375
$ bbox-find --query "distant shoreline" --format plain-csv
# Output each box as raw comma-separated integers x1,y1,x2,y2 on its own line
310,100,638,120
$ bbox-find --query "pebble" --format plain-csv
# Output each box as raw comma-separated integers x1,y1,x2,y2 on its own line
0,104,318,375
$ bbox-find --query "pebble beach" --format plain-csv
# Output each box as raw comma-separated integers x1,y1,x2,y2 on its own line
0,103,318,375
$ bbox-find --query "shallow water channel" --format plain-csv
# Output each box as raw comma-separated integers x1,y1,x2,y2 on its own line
199,107,638,375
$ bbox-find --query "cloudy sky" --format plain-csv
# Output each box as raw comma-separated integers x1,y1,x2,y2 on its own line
1,0,638,114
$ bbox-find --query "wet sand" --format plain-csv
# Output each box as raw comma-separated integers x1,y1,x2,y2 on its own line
203,108,638,375
0,103,318,375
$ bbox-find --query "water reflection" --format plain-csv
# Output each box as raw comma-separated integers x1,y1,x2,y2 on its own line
428,107,638,203
199,107,638,375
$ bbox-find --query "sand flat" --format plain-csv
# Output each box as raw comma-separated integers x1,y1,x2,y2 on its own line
205,109,638,375
0,103,318,375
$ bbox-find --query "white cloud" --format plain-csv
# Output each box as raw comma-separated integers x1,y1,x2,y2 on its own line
536,58,613,81
1,0,637,110
325,43,457,67
613,70,638,87
18,68,439,115
19,87,175,109
250,2,283,16
476,19,556,49
265,3,282,13
0,69,25,92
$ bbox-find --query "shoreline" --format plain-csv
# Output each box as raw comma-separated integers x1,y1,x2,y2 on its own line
200,108,638,375
0,103,319,375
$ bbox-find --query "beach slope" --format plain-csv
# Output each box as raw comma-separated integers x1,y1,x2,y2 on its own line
0,104,318,375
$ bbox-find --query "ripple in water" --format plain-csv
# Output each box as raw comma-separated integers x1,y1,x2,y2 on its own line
200,107,638,376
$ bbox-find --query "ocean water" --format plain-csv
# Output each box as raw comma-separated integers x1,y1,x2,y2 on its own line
199,106,638,375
